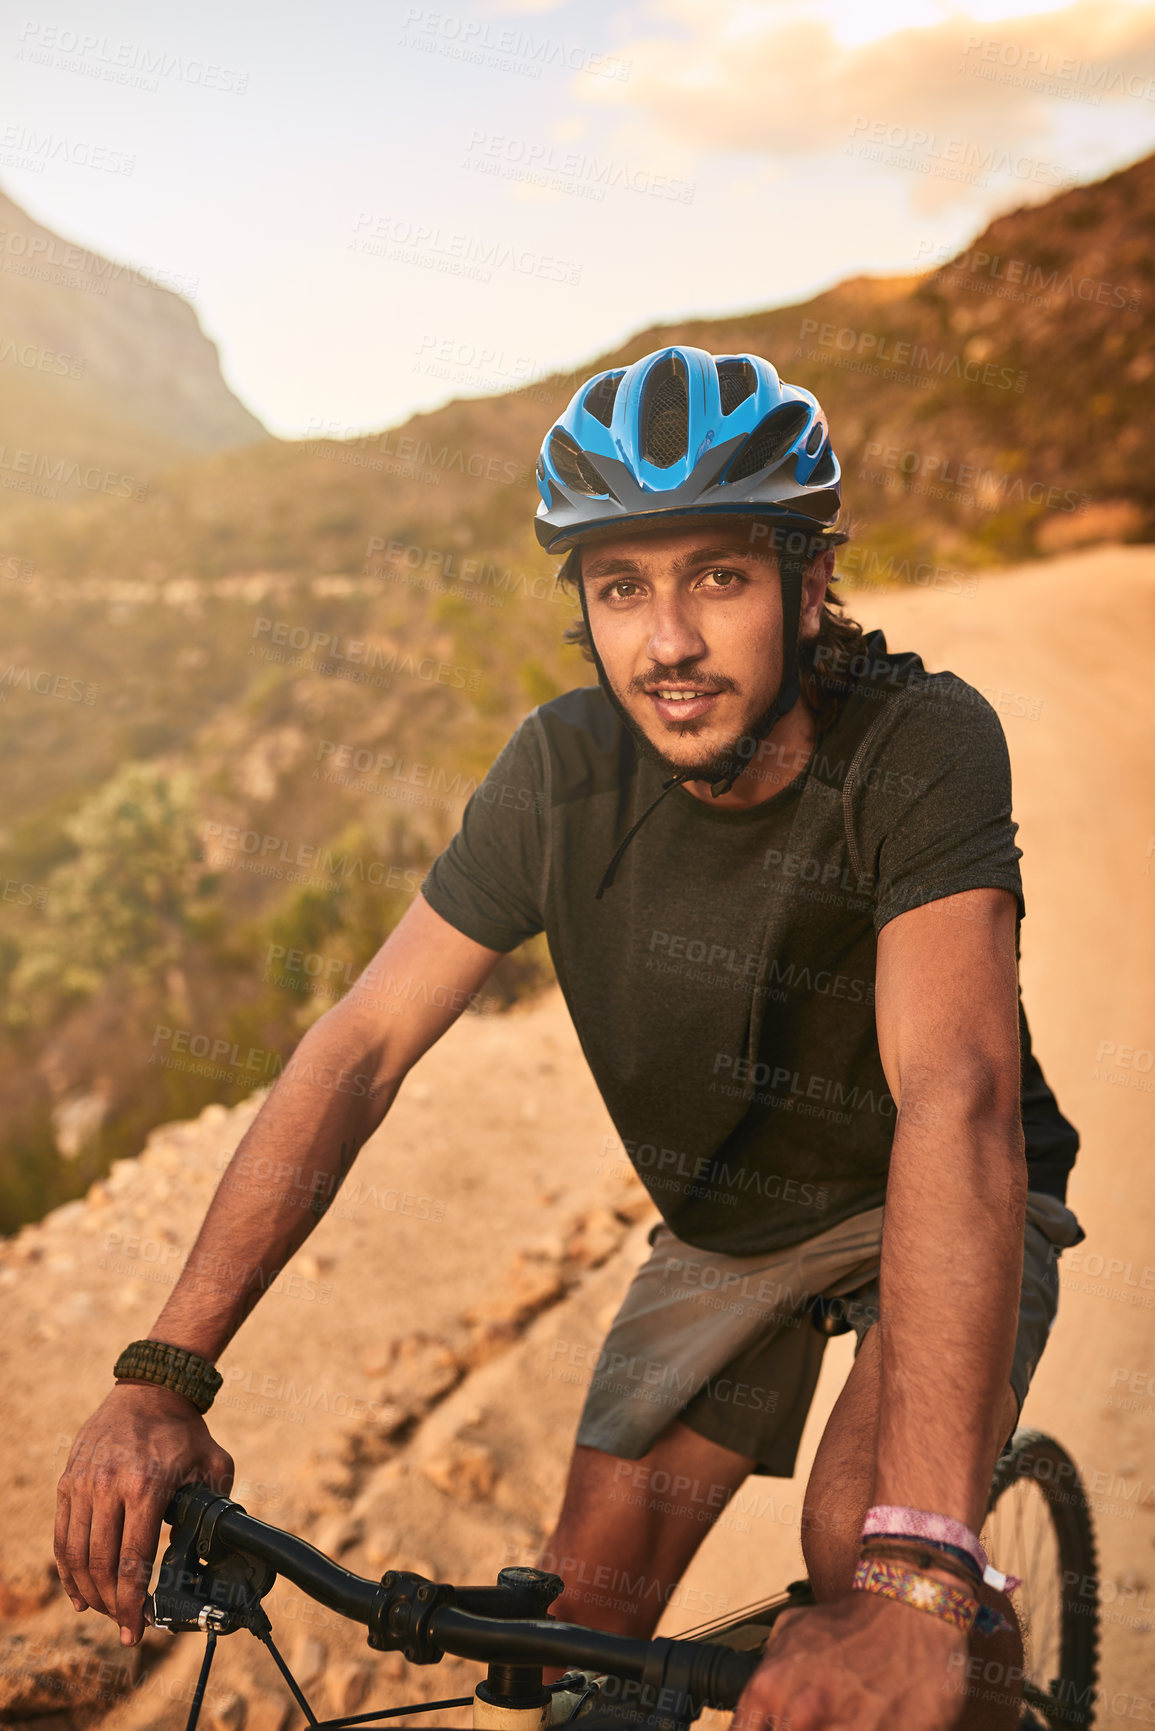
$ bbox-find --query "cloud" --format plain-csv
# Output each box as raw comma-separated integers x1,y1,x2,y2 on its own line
584,0,1155,170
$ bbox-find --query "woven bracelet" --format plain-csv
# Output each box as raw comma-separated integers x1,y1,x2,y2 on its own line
853,1560,1010,1637
113,1339,222,1413
859,1537,981,1592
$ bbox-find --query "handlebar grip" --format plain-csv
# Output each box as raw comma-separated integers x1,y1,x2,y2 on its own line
709,1647,762,1709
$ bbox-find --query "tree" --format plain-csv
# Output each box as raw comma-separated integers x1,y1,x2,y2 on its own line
9,763,213,1022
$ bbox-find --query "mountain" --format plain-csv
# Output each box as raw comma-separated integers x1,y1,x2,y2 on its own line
0,186,267,512
4,149,1154,582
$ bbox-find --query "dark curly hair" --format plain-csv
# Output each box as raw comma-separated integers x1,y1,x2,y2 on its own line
555,541,866,731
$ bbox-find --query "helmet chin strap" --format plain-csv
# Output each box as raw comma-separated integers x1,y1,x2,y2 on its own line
578,560,806,898
705,562,804,796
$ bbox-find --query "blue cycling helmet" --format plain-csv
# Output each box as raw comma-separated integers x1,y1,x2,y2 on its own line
533,344,846,553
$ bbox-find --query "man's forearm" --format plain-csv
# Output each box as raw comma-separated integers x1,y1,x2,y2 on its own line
140,1000,401,1365
873,1107,1027,1532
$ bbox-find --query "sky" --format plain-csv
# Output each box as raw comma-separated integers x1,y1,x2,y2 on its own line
3,0,1155,438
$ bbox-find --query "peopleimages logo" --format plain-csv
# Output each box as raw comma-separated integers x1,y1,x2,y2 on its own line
398,7,632,82
797,319,1027,393
249,617,481,691
463,130,694,204
958,32,1155,104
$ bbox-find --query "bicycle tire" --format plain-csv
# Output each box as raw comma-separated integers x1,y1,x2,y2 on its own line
984,1429,1100,1731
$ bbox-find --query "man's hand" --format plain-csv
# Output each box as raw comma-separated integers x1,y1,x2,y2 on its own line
734,1596,966,1731
54,1383,234,1646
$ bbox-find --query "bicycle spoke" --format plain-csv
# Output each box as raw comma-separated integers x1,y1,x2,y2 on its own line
1032,1481,1059,1668
1031,1485,1061,1683
1031,1495,1059,1679
1015,1485,1038,1670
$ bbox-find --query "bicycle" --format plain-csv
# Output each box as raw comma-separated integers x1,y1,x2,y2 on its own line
144,1426,1099,1731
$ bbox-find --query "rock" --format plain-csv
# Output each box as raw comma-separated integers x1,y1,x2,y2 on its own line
564,1208,625,1269
0,1562,58,1616
245,1692,292,1731
51,1087,112,1160
421,1439,498,1502
43,1200,86,1232
209,1687,248,1730
0,1626,141,1715
327,1661,371,1715
467,1258,565,1336
373,1334,463,1418
291,1634,328,1689
312,1513,365,1558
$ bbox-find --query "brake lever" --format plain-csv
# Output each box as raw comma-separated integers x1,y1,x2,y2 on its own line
149,1491,277,1635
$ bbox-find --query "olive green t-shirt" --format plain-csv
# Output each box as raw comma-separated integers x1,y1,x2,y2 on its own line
422,629,1078,1253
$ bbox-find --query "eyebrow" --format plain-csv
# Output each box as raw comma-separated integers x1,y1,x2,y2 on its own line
583,543,769,580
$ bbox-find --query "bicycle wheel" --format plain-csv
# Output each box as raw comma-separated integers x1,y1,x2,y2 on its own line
983,1430,1100,1731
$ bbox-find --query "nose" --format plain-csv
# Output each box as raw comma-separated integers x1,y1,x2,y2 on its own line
645,592,707,670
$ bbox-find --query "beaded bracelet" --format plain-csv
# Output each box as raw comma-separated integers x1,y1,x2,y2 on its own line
853,1559,1011,1637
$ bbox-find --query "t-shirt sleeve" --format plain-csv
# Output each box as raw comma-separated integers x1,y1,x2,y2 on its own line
420,712,549,952
846,677,1025,934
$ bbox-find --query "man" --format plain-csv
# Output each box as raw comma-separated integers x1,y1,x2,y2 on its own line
56,347,1082,1729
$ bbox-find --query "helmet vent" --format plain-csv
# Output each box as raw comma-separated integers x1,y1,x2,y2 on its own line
723,403,810,485
806,445,837,487
716,358,757,415
640,354,689,468
583,371,623,428
549,428,609,496
805,421,825,456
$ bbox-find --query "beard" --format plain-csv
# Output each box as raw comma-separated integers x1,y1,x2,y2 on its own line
610,672,789,787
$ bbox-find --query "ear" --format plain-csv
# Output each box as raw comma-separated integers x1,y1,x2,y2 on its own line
798,548,835,641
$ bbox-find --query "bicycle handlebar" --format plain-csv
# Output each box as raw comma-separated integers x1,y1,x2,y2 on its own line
154,1485,763,1714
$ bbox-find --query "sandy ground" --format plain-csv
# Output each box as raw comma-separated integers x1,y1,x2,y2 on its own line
0,544,1152,1729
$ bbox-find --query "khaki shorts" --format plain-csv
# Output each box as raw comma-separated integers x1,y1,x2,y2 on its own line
575,1193,1084,1477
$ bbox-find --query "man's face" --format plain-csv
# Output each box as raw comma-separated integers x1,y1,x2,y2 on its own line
580,520,827,781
